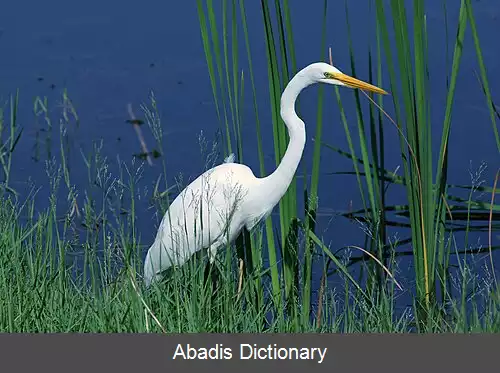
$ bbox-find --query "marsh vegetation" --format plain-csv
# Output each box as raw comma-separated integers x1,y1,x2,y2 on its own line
0,0,499,332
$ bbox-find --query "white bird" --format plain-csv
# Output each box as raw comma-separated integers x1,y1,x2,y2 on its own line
144,62,387,287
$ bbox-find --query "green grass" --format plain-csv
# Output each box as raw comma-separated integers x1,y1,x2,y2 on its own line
0,187,498,332
0,0,499,332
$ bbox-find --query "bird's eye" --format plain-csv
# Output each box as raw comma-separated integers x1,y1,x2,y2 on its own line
324,72,329,78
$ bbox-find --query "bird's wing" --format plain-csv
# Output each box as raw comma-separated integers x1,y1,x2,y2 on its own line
147,164,246,265
224,153,236,163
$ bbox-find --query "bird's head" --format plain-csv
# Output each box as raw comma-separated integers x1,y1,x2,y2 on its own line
303,62,388,95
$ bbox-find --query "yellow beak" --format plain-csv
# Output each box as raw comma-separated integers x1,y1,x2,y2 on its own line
329,72,388,95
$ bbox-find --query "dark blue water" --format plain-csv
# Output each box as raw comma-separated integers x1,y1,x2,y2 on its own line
1,0,498,305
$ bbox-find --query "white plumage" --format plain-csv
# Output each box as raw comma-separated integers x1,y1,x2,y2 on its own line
144,62,387,287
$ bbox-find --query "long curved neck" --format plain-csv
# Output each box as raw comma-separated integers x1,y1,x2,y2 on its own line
261,72,312,207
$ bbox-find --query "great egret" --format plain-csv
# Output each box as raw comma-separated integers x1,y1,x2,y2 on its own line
144,62,387,287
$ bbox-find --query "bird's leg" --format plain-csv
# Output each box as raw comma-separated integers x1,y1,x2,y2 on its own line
204,240,223,295
203,260,219,296
203,261,212,288
237,258,244,299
